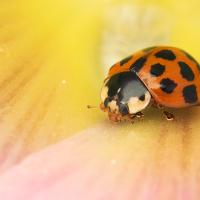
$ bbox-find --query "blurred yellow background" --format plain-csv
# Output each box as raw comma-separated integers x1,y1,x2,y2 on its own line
0,0,200,156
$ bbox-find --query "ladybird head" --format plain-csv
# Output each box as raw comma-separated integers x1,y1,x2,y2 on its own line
100,71,151,121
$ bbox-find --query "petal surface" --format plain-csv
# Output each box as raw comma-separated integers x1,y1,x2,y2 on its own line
0,117,200,199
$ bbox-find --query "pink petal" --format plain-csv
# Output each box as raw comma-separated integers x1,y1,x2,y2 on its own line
0,121,199,200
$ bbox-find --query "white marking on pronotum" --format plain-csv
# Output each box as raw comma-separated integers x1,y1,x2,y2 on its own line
117,88,121,93
127,91,151,114
108,100,119,113
100,86,109,102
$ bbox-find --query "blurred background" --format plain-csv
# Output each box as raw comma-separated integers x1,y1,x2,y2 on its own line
0,0,200,172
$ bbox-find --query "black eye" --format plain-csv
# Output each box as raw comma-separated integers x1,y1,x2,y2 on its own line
119,103,129,115
104,97,111,107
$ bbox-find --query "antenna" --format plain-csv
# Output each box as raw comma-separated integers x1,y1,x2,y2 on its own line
87,105,97,109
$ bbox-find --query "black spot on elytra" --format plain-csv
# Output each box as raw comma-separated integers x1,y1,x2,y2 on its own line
139,94,145,101
155,50,176,61
120,56,132,66
178,61,194,81
183,84,198,104
143,46,156,52
118,103,129,115
130,57,147,73
160,78,177,94
150,63,165,77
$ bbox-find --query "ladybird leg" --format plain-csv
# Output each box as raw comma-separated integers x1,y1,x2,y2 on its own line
134,112,144,122
163,110,175,121
129,114,136,124
135,112,144,119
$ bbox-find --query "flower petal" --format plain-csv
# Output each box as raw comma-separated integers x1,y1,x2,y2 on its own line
0,117,200,199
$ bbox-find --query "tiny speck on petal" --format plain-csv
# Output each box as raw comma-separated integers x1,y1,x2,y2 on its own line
111,159,117,165
61,80,67,85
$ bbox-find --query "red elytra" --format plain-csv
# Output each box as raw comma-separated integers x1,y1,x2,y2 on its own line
108,46,200,108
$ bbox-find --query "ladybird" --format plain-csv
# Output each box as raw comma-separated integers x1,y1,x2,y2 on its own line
100,46,200,122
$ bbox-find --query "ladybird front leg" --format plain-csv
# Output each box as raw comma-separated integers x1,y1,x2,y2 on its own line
163,110,175,121
135,112,144,119
128,112,144,123
128,114,136,124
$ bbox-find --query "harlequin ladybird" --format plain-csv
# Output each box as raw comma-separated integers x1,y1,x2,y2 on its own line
100,46,200,122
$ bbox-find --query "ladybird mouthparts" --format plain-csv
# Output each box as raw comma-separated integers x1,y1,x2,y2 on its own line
100,98,129,116
100,101,123,122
